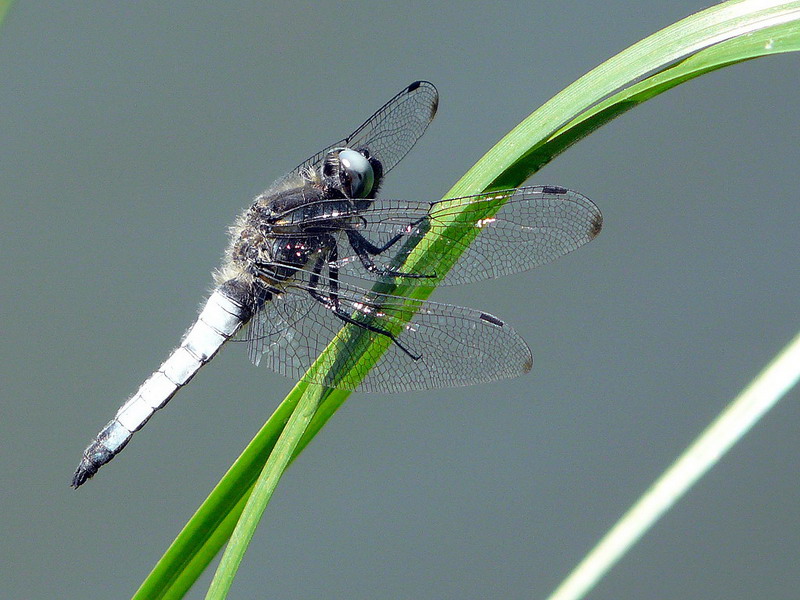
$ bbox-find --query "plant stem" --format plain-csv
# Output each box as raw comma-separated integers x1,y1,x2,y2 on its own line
204,385,325,599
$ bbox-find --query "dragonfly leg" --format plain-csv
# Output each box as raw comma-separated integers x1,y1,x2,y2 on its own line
308,242,421,361
345,227,435,280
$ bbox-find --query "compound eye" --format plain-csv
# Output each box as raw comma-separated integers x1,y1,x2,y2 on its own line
338,149,374,198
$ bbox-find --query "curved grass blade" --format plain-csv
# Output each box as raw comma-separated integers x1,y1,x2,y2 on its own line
547,330,800,600
0,1,13,31
133,2,800,598
205,387,324,599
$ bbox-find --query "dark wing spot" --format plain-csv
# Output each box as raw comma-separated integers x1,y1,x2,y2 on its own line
589,211,603,239
429,94,439,119
407,80,439,119
479,313,505,327
541,185,568,195
522,353,533,374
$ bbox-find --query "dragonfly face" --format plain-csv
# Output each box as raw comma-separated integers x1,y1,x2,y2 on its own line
72,81,602,487
322,148,377,199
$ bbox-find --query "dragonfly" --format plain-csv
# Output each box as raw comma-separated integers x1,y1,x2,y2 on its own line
72,81,603,488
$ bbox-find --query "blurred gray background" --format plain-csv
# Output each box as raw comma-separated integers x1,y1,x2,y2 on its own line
1,2,798,599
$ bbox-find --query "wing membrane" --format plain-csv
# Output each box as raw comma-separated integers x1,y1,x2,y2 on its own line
284,81,438,180
239,272,531,393
269,186,602,287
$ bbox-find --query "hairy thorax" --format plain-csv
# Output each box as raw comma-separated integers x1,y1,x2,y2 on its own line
213,171,333,292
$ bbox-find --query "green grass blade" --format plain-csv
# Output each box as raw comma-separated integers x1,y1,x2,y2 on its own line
204,386,324,599
547,331,800,600
131,387,304,600
0,0,13,30
132,2,800,598
519,16,800,182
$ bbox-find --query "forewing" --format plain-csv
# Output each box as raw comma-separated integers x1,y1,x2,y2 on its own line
285,81,438,179
331,186,603,286
241,274,531,393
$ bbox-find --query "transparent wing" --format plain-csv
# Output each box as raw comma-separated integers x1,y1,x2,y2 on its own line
271,186,603,287
285,81,438,179
238,271,531,393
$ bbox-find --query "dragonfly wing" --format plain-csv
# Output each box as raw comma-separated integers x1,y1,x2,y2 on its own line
239,273,531,393
434,186,603,285
284,81,438,180
330,186,603,286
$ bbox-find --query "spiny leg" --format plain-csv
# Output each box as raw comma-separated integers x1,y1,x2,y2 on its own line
307,240,421,361
345,226,435,280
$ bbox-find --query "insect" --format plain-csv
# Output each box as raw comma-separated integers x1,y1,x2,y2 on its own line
72,81,602,487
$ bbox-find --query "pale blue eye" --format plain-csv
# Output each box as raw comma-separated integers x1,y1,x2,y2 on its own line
338,149,374,198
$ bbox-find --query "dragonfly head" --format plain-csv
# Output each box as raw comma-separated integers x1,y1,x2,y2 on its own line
322,148,382,200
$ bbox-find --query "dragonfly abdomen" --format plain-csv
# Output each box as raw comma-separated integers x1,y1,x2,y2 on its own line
71,288,250,488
